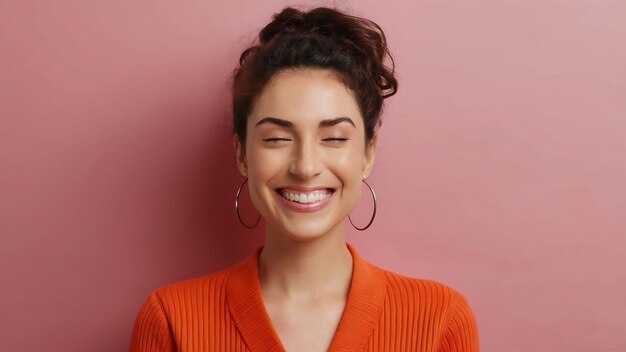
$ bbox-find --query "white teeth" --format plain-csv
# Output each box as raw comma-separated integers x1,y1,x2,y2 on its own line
280,189,332,204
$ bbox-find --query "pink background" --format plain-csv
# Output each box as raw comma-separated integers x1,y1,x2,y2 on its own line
1,1,625,351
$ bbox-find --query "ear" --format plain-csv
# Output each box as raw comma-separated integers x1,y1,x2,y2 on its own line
361,135,378,179
233,134,248,177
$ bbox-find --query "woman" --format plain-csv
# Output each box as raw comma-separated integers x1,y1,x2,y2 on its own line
130,5,479,352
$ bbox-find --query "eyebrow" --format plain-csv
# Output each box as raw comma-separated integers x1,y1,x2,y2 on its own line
254,116,356,129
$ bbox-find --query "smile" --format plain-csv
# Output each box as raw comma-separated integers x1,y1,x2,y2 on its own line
275,188,336,212
277,189,333,203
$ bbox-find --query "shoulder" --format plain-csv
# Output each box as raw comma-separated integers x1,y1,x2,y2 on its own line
381,268,467,303
130,268,235,351
131,266,235,328
379,267,476,321
379,268,480,350
150,266,232,308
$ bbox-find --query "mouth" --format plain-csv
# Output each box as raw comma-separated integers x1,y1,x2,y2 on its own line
275,188,335,204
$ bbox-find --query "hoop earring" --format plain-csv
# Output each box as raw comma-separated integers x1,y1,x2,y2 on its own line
235,178,260,229
349,179,377,231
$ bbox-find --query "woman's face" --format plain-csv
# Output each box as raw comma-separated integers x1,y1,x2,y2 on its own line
234,68,377,241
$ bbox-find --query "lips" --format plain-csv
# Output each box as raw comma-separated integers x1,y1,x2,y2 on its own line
274,187,336,212
277,188,334,204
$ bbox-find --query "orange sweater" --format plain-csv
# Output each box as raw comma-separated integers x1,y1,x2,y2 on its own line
130,242,479,351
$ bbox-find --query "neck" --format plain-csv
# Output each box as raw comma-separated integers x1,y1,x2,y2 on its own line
258,222,353,301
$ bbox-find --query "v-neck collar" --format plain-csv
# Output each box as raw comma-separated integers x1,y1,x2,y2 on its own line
225,241,386,352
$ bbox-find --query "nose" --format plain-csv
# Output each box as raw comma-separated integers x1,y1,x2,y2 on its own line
288,137,322,179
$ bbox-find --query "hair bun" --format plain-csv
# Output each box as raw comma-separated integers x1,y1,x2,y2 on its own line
259,7,308,43
259,7,369,44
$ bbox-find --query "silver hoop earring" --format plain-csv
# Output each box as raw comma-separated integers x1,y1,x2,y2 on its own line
235,178,260,229
348,179,377,231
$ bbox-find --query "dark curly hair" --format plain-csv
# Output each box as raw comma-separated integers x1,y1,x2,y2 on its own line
230,5,398,150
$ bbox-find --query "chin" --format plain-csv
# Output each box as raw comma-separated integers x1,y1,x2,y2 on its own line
269,218,344,242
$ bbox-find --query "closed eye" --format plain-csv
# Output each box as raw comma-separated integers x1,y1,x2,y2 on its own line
323,138,349,143
263,138,291,143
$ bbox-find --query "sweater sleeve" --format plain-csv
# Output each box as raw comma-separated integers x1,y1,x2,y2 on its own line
129,291,176,352
439,292,480,352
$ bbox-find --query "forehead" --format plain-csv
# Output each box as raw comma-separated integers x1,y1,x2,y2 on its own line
248,68,362,127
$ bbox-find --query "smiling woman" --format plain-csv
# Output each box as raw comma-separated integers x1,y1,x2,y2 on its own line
130,5,479,352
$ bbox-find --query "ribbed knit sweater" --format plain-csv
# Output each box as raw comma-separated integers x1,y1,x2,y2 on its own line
129,242,479,351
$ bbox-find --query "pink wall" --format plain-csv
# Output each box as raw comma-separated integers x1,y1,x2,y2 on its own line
1,0,625,350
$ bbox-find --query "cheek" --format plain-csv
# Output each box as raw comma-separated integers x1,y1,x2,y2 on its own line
245,149,287,212
326,151,366,216
331,154,364,213
330,146,366,179
334,158,360,182
247,148,286,178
